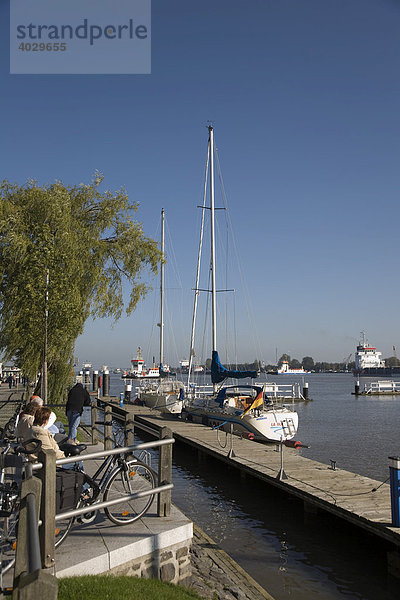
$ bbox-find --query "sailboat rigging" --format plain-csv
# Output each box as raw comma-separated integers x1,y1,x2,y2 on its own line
183,126,299,443
135,209,185,414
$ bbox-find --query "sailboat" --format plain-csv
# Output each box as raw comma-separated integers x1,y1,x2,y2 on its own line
137,209,185,415
182,126,299,443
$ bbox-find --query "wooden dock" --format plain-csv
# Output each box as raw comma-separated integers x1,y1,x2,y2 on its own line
122,403,400,551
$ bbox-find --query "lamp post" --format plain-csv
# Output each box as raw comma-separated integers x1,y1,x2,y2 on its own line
41,268,49,404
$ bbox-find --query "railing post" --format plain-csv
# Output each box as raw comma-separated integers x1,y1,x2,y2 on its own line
13,475,42,588
37,448,56,568
124,412,135,449
389,456,400,527
104,404,113,450
91,402,98,445
157,426,172,517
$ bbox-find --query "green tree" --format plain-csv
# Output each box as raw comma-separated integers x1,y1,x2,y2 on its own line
0,175,161,401
302,356,314,371
290,359,301,369
278,353,290,367
385,356,400,368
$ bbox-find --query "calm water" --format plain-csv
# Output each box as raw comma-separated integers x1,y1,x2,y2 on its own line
108,372,400,600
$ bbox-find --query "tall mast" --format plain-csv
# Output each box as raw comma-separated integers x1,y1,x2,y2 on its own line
209,126,217,357
160,208,165,368
188,140,209,387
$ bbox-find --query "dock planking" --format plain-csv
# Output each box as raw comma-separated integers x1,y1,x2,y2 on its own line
122,403,400,549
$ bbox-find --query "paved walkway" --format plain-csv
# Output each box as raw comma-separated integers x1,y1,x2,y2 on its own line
0,390,276,598
0,386,23,428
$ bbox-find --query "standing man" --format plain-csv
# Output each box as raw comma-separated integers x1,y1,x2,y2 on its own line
66,382,91,444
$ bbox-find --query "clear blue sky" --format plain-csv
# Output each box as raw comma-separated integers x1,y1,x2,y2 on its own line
2,0,400,368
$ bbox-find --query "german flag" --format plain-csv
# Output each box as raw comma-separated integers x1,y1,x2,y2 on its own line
241,388,264,418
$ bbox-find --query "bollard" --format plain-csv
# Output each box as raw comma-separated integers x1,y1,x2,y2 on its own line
389,456,400,527
355,380,360,395
303,382,309,400
92,370,99,392
102,369,110,397
84,370,91,388
124,382,132,404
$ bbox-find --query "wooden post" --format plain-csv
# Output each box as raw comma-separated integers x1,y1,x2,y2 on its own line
13,476,42,588
37,448,56,568
104,404,113,450
157,426,172,517
102,369,110,397
91,402,97,445
92,370,99,392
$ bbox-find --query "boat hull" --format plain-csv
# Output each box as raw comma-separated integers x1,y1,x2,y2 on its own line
140,391,183,414
137,380,185,415
182,404,298,443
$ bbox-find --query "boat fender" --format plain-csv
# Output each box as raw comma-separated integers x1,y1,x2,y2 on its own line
247,433,255,440
283,440,302,449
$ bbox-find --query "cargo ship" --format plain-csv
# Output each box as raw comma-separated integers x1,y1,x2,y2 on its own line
354,332,400,376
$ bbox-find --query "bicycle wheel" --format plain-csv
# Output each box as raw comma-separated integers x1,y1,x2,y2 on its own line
55,513,74,548
0,509,18,577
104,461,155,525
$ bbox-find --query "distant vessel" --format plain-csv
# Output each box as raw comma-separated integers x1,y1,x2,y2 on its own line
82,361,92,370
179,359,189,373
123,347,161,379
354,332,400,376
277,361,309,375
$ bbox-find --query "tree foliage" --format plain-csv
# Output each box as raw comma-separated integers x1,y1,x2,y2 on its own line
0,175,161,400
301,356,315,371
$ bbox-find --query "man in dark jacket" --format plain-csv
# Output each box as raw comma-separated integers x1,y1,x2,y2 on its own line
66,382,91,443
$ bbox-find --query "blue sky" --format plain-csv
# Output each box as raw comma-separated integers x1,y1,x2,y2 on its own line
2,0,400,368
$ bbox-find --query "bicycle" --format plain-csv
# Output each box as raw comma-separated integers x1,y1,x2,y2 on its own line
55,442,156,544
0,434,42,584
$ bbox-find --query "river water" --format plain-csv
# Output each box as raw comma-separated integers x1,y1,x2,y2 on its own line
108,372,400,600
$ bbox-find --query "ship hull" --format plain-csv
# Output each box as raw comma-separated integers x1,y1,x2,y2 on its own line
354,367,400,377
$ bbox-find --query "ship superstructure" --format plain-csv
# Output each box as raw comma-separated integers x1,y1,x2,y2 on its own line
355,332,385,372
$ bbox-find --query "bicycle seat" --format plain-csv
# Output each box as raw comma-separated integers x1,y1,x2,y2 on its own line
59,441,87,457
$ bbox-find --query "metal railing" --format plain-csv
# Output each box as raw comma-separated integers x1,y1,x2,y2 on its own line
363,380,400,394
10,397,175,597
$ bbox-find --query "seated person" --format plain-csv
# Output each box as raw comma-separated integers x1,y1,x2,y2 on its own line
15,402,40,440
30,408,87,480
31,407,65,459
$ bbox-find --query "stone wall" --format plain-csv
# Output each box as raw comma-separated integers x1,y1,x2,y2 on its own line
108,538,192,586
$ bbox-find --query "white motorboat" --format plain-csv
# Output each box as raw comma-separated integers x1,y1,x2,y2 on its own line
182,126,299,443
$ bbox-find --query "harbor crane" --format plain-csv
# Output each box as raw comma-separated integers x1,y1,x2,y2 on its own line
342,354,352,371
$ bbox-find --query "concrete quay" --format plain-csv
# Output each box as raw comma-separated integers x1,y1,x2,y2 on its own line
54,442,274,598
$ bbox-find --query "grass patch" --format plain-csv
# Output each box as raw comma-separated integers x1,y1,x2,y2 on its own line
58,575,202,600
